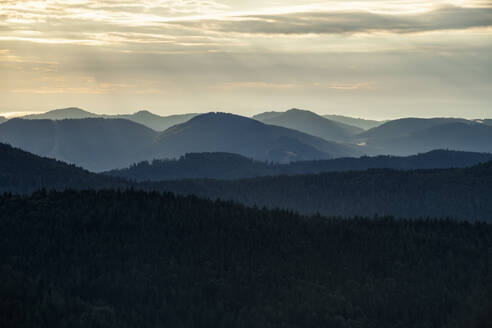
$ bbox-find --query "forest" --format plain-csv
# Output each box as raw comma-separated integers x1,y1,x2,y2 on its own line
105,150,492,181
3,142,492,221
1,190,491,328
145,161,492,221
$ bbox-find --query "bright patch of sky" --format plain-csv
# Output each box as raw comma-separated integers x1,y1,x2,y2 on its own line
1,0,491,119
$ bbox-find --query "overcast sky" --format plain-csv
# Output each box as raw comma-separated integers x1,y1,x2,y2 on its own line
1,0,491,119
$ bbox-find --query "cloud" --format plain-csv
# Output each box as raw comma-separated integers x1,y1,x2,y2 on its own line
172,6,492,35
0,1,491,118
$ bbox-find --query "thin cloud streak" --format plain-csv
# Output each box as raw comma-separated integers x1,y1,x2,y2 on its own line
0,0,491,118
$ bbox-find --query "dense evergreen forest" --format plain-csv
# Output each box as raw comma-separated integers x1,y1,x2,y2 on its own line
2,142,492,221
0,143,125,194
105,150,492,181
1,190,491,328
147,161,492,221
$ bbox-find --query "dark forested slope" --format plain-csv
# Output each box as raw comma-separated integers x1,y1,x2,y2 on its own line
1,190,491,328
0,143,125,193
3,143,492,221
148,161,492,221
106,150,492,181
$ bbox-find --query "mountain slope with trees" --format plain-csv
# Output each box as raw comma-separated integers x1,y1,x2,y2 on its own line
0,143,125,194
1,189,490,328
362,122,492,155
0,119,158,172
106,149,492,181
154,112,360,163
148,161,492,221
254,108,363,142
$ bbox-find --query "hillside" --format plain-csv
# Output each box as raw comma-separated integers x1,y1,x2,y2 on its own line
0,143,124,193
106,149,492,181
0,113,361,171
0,116,6,124
0,118,158,172
1,189,490,328
20,107,199,131
154,112,360,163
254,108,362,142
364,122,492,155
111,111,199,131
147,161,492,221
359,117,471,140
324,114,384,130
22,107,98,120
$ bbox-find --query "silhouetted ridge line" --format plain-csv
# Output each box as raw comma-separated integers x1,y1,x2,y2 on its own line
106,149,492,181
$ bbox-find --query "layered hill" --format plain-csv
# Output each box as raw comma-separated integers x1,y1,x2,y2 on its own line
0,113,360,171
22,107,98,120
21,107,199,131
0,118,158,172
323,114,384,130
253,108,362,142
154,112,360,163
359,120,492,155
2,143,492,221
147,161,492,221
0,143,124,194
110,110,199,131
106,150,492,181
359,117,471,140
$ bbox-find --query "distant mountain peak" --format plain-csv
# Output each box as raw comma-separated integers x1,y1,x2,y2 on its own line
134,110,155,115
191,112,257,123
22,107,98,120
50,107,93,114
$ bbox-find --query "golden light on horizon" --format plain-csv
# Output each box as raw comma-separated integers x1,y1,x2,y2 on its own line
1,0,491,118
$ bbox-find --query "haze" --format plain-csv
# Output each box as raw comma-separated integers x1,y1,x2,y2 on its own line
1,0,491,119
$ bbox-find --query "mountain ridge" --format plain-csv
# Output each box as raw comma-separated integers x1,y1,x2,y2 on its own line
253,108,363,142
0,113,361,171
20,107,199,131
323,114,384,130
106,149,492,181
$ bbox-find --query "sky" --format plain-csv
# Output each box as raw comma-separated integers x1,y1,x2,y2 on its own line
1,0,491,119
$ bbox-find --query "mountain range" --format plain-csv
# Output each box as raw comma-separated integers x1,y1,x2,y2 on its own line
359,119,492,155
358,117,471,140
253,108,363,142
153,112,358,163
4,107,492,172
0,118,159,172
3,142,492,221
0,113,360,171
323,114,385,130
106,149,492,181
21,107,199,131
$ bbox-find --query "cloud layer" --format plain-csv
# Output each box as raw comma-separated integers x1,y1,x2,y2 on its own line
1,0,491,118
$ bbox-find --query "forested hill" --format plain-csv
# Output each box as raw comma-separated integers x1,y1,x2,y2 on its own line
3,142,492,221
0,143,125,194
106,149,492,181
146,161,492,221
1,189,491,328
